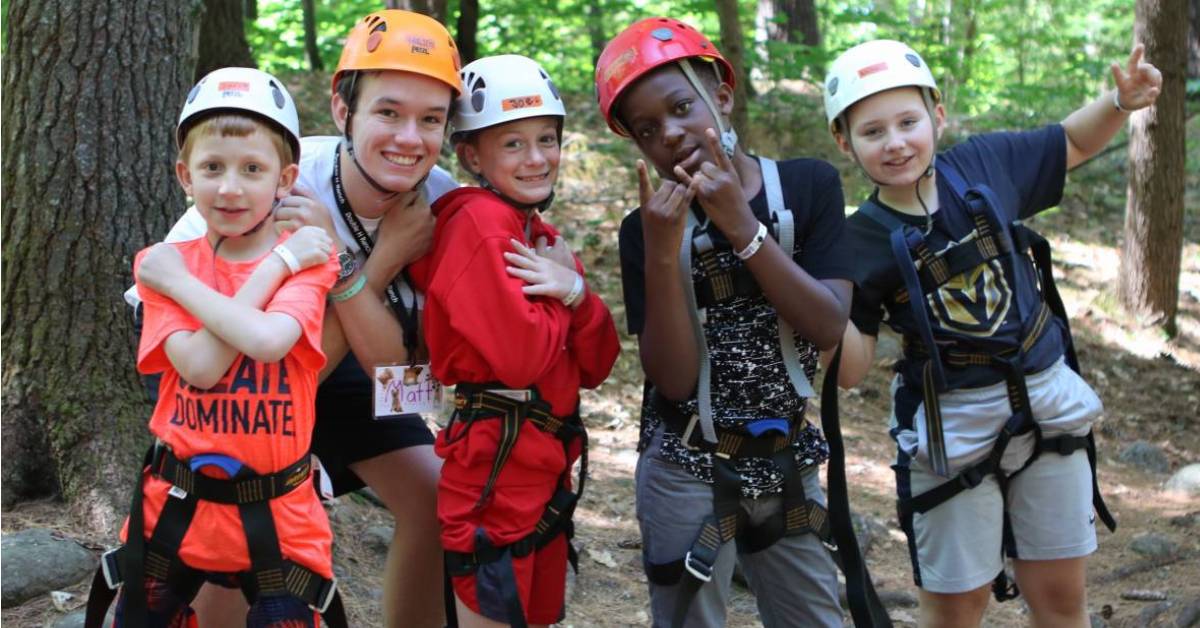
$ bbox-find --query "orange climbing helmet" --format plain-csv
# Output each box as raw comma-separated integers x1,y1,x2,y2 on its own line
595,17,735,136
332,9,463,97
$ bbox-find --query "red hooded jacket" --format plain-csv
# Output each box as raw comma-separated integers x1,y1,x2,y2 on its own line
408,187,619,549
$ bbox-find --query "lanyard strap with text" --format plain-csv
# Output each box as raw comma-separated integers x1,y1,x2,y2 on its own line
331,148,420,357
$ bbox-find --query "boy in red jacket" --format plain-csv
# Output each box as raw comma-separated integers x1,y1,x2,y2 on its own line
408,55,619,627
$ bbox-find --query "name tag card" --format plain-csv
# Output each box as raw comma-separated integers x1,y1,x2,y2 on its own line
374,364,443,418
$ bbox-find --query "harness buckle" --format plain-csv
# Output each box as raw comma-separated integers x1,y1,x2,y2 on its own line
958,466,986,489
311,576,337,614
681,414,701,451
100,548,123,590
683,551,714,583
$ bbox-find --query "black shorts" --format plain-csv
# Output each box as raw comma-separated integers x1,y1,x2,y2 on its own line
312,353,435,496
135,305,434,497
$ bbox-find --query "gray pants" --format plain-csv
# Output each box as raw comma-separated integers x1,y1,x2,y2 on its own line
635,430,843,628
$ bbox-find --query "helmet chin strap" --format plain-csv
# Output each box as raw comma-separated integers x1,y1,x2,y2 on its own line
339,72,429,202
678,59,737,158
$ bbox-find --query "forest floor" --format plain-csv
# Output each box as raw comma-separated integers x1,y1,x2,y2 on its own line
3,93,1198,627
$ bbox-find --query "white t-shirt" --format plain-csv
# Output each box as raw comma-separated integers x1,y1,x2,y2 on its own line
124,135,458,307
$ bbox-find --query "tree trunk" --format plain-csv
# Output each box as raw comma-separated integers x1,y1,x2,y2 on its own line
387,0,446,23
758,0,819,45
1189,0,1199,78
245,0,257,21
301,0,324,72
195,0,255,81
2,0,202,531
714,0,750,142
585,0,608,68
456,0,480,66
1119,0,1187,335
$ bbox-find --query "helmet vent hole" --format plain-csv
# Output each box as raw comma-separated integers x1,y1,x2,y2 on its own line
269,80,286,108
547,79,560,101
471,89,486,113
186,82,203,104
905,53,921,68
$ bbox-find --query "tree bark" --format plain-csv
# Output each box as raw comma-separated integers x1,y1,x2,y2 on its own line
714,0,750,141
1119,0,1187,335
456,0,480,66
1189,0,1199,78
757,0,819,45
195,0,255,81
301,0,324,72
2,0,202,530
245,0,257,21
387,0,446,23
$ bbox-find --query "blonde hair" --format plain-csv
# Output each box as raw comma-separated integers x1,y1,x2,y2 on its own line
178,114,295,165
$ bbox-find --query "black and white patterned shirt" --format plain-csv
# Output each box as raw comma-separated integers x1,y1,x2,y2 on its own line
619,157,853,498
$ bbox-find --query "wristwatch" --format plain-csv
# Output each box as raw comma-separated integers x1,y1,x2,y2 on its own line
335,248,359,285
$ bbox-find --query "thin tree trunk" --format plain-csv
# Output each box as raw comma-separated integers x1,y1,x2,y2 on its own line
387,0,444,22
714,0,750,140
585,0,608,68
1119,0,1187,335
301,0,324,72
791,0,820,46
195,0,255,81
2,0,202,530
456,0,479,66
245,0,257,21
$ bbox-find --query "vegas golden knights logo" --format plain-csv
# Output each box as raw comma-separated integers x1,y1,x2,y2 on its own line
924,241,1012,337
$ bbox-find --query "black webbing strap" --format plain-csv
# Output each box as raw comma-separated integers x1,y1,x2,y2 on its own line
665,455,742,628
653,394,800,459
735,449,828,555
823,346,893,628
150,447,312,505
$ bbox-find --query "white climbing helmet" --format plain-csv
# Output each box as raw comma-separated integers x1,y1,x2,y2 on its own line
177,67,301,160
452,54,565,138
823,40,940,134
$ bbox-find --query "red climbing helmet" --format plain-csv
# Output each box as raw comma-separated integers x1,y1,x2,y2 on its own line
595,17,735,136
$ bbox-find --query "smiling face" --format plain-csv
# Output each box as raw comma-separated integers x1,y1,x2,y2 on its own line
458,116,561,206
176,121,297,246
333,70,453,193
835,86,944,189
616,64,731,181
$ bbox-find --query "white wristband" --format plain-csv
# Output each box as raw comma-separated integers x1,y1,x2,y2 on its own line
562,273,585,308
273,244,301,275
735,222,769,260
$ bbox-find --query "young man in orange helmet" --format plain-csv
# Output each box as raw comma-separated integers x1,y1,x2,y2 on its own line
125,10,463,627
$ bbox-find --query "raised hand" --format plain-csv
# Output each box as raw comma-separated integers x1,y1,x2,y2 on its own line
671,128,756,241
1112,44,1162,111
275,183,337,239
637,158,695,257
504,238,580,301
281,225,334,270
137,243,191,294
374,192,435,269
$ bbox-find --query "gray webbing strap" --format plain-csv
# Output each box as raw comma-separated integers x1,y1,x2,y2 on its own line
680,210,717,444
761,156,815,399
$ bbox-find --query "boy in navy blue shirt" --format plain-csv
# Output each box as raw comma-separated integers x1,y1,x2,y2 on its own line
825,39,1161,627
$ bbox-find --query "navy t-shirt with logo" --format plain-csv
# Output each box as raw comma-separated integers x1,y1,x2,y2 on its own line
847,124,1070,394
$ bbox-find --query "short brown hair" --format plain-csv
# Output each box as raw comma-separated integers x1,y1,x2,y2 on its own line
178,113,295,165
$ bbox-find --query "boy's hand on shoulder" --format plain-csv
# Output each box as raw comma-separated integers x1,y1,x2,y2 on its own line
283,225,335,270
137,243,191,295
275,183,337,240
1112,43,1162,111
637,159,694,259
674,129,757,244
534,235,577,271
375,192,435,268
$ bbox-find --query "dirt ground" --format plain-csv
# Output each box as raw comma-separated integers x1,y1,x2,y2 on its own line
4,118,1199,628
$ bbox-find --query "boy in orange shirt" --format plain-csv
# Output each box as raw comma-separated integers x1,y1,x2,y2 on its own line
86,68,341,628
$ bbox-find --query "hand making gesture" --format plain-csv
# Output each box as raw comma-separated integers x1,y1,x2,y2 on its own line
1112,43,1162,112
671,128,758,243
637,158,695,259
